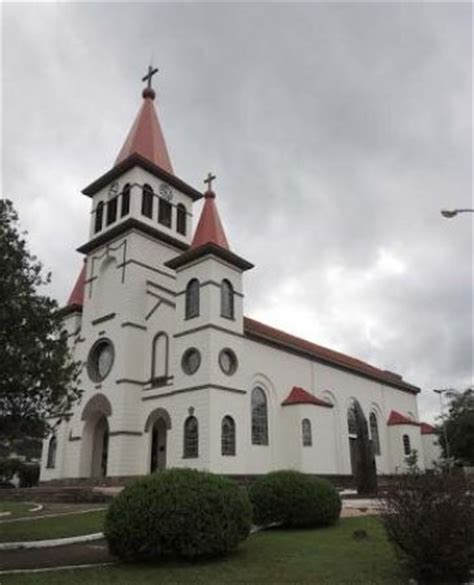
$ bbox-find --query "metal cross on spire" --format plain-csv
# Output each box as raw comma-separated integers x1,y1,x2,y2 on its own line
204,172,216,192
142,65,159,90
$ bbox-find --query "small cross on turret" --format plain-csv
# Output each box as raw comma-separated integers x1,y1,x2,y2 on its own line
142,65,158,99
204,172,216,193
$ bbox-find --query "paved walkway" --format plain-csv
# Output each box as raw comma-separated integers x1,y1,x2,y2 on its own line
0,539,115,572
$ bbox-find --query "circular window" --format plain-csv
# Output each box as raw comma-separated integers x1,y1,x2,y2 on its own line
219,348,238,376
182,348,201,375
87,339,115,382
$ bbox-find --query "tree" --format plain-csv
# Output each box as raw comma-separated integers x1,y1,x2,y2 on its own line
437,387,474,466
0,199,81,441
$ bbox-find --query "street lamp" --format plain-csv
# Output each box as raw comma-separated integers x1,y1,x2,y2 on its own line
441,208,474,218
433,388,455,459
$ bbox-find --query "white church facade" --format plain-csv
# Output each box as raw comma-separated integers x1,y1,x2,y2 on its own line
40,74,439,484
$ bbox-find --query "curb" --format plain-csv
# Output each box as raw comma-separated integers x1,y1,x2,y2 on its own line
0,532,104,551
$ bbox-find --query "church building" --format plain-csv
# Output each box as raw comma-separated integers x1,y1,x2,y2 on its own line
40,71,439,483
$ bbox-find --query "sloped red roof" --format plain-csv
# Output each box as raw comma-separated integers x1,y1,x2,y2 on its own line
191,190,229,250
244,317,420,394
420,422,436,435
115,90,173,174
67,264,86,307
282,386,333,408
387,410,421,426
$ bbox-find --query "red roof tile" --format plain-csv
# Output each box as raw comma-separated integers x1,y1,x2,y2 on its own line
243,317,420,394
67,265,86,307
420,422,436,435
387,410,421,426
115,91,173,174
191,190,230,250
282,386,333,408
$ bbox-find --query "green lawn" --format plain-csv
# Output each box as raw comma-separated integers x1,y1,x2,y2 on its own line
0,502,34,518
0,510,105,542
2,517,408,585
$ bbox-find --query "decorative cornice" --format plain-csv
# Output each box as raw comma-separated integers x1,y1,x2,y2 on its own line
165,242,253,272
142,383,246,401
82,153,203,201
121,321,147,331
174,323,244,339
77,217,189,255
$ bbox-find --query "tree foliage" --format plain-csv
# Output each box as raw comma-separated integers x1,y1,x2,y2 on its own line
0,199,81,441
351,400,378,494
437,387,474,466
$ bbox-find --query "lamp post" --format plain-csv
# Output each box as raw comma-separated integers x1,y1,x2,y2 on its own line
441,208,474,218
433,388,454,459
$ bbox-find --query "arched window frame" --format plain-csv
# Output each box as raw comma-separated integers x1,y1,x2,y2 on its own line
369,412,381,455
46,435,57,469
185,279,200,320
106,196,118,226
121,183,130,217
221,416,236,456
347,403,358,436
94,201,104,233
151,332,169,386
251,387,269,445
176,204,187,235
158,198,172,228
183,415,199,458
221,279,235,320
142,184,154,218
302,418,312,447
402,434,411,456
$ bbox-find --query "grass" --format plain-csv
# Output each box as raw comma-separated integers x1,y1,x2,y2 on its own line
2,517,408,585
0,502,34,518
0,510,106,543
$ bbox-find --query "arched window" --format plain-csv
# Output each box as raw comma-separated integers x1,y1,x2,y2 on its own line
46,435,57,469
221,279,234,319
221,416,236,456
121,183,130,217
106,197,118,225
347,404,357,436
183,416,198,458
251,387,268,445
94,201,104,233
185,279,200,319
302,418,312,447
151,332,169,385
402,434,411,455
369,412,381,455
142,184,154,218
158,199,172,227
177,204,186,235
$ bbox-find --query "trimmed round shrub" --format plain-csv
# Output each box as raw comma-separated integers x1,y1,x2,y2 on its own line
104,468,252,561
249,470,341,528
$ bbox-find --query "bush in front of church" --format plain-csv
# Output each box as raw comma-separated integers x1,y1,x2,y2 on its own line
249,470,341,528
104,468,252,561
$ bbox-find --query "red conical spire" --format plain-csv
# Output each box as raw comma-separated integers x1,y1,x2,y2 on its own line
67,264,86,307
191,175,229,250
115,73,173,174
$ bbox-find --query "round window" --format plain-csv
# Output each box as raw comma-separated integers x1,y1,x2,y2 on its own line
87,339,115,382
219,348,238,376
182,348,201,375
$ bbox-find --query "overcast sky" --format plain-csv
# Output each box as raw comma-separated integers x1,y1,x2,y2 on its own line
2,2,472,423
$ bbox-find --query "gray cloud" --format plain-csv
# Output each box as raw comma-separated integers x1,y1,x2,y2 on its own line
3,2,472,423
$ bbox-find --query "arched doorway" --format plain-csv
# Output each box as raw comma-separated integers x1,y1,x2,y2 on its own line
150,418,167,472
79,393,112,479
91,416,109,478
145,408,171,473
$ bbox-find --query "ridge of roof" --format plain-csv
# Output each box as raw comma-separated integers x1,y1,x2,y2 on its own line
244,317,420,394
281,386,333,408
387,410,421,426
